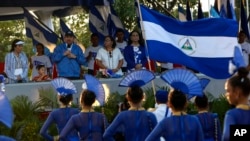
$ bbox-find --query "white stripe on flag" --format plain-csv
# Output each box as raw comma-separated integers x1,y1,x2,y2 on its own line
143,21,237,58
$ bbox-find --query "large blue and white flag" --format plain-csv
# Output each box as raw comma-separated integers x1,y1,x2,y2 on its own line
89,5,109,44
24,8,58,50
140,5,245,79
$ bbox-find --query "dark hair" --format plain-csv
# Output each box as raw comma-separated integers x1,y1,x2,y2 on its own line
91,33,99,39
36,43,45,55
80,90,96,106
116,28,124,34
10,39,23,52
228,67,250,97
105,35,116,48
169,90,187,111
128,30,144,46
194,94,208,109
127,86,143,104
59,94,73,106
36,65,45,70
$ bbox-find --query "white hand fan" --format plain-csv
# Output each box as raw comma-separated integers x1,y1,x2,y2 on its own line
83,74,105,106
160,68,202,96
51,77,77,95
119,69,155,87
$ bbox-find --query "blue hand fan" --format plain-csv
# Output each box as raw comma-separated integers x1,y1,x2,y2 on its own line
200,78,210,89
119,69,155,87
160,68,203,96
187,78,210,99
0,135,16,141
0,74,4,83
83,74,105,106
51,78,77,95
229,46,246,74
0,91,13,128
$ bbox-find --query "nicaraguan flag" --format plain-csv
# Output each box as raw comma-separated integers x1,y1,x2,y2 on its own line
107,4,124,37
89,5,109,44
140,5,244,79
24,8,58,49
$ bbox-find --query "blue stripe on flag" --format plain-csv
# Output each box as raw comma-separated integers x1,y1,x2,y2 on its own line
141,7,237,37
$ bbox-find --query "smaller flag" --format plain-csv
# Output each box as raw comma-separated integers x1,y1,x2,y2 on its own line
24,8,58,50
240,0,250,39
219,5,227,18
59,19,72,42
178,4,187,21
210,6,220,18
89,5,109,44
107,4,124,38
197,0,204,19
186,0,192,21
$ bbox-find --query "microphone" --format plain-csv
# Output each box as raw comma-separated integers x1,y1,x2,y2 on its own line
67,44,71,50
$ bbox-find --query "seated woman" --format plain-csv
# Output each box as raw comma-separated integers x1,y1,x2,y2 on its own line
103,70,158,141
96,35,124,78
146,68,204,141
60,74,107,141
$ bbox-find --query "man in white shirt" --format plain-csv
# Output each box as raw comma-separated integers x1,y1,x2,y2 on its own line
85,33,103,76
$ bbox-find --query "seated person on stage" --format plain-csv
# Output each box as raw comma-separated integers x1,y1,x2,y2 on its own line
32,65,51,82
96,35,123,78
124,30,147,73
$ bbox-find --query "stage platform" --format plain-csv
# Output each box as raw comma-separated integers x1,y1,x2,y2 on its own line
5,74,227,103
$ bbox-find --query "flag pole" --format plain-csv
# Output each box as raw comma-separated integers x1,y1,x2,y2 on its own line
135,0,156,97
23,7,61,40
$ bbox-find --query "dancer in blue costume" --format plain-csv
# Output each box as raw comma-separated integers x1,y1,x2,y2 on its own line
195,95,221,141
40,78,79,141
145,68,204,141
222,67,250,141
60,74,107,140
103,70,158,141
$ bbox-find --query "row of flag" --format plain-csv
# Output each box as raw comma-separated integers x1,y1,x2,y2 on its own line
24,2,125,49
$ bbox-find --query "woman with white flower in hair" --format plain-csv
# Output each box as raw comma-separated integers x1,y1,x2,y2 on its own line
60,74,107,141
145,69,204,141
40,78,79,141
103,70,158,141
